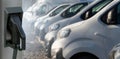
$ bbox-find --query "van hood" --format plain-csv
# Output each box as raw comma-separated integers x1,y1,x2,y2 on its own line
61,20,85,30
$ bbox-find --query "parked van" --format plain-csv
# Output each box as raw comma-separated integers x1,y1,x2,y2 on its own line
38,0,94,42
22,0,80,33
44,0,112,58
33,4,70,35
51,0,120,59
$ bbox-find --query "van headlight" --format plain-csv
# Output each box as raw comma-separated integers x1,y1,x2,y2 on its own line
43,19,48,23
59,29,71,38
40,24,44,30
49,24,60,31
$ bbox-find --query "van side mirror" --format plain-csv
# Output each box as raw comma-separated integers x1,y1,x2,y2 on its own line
4,7,26,50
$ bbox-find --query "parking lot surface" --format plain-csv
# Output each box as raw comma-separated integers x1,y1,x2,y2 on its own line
23,21,49,59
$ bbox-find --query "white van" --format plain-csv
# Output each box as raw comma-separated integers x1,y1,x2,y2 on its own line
45,0,112,58
33,4,70,35
38,0,94,42
22,0,74,33
51,0,120,59
22,1,61,33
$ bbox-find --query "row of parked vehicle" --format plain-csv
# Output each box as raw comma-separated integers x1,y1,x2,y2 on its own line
32,0,120,59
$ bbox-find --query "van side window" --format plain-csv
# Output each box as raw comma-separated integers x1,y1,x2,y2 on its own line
81,0,112,20
101,3,120,25
49,5,69,17
61,3,87,18
46,6,57,15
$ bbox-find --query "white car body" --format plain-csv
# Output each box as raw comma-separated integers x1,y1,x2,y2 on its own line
33,4,70,35
22,2,60,33
44,0,112,58
51,0,120,59
38,0,94,42
22,0,75,32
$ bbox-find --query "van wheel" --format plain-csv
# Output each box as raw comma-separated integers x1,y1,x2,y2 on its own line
70,53,98,59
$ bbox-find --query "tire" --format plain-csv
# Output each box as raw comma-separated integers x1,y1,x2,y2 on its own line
70,53,98,59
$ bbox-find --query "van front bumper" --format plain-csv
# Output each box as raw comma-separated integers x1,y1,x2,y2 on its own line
45,31,58,58
51,48,65,59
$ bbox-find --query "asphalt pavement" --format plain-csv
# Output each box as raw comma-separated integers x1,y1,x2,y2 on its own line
22,21,49,59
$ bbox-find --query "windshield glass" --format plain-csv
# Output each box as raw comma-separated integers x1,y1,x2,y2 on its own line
49,5,69,16
61,3,88,18
92,0,112,15
81,0,112,20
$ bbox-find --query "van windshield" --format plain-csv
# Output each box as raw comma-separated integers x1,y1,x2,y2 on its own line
92,0,112,15
49,5,69,17
81,0,112,20
61,3,88,18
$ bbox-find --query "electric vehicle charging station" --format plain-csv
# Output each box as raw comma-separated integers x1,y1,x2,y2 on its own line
2,0,120,59
0,0,26,59
4,7,26,59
